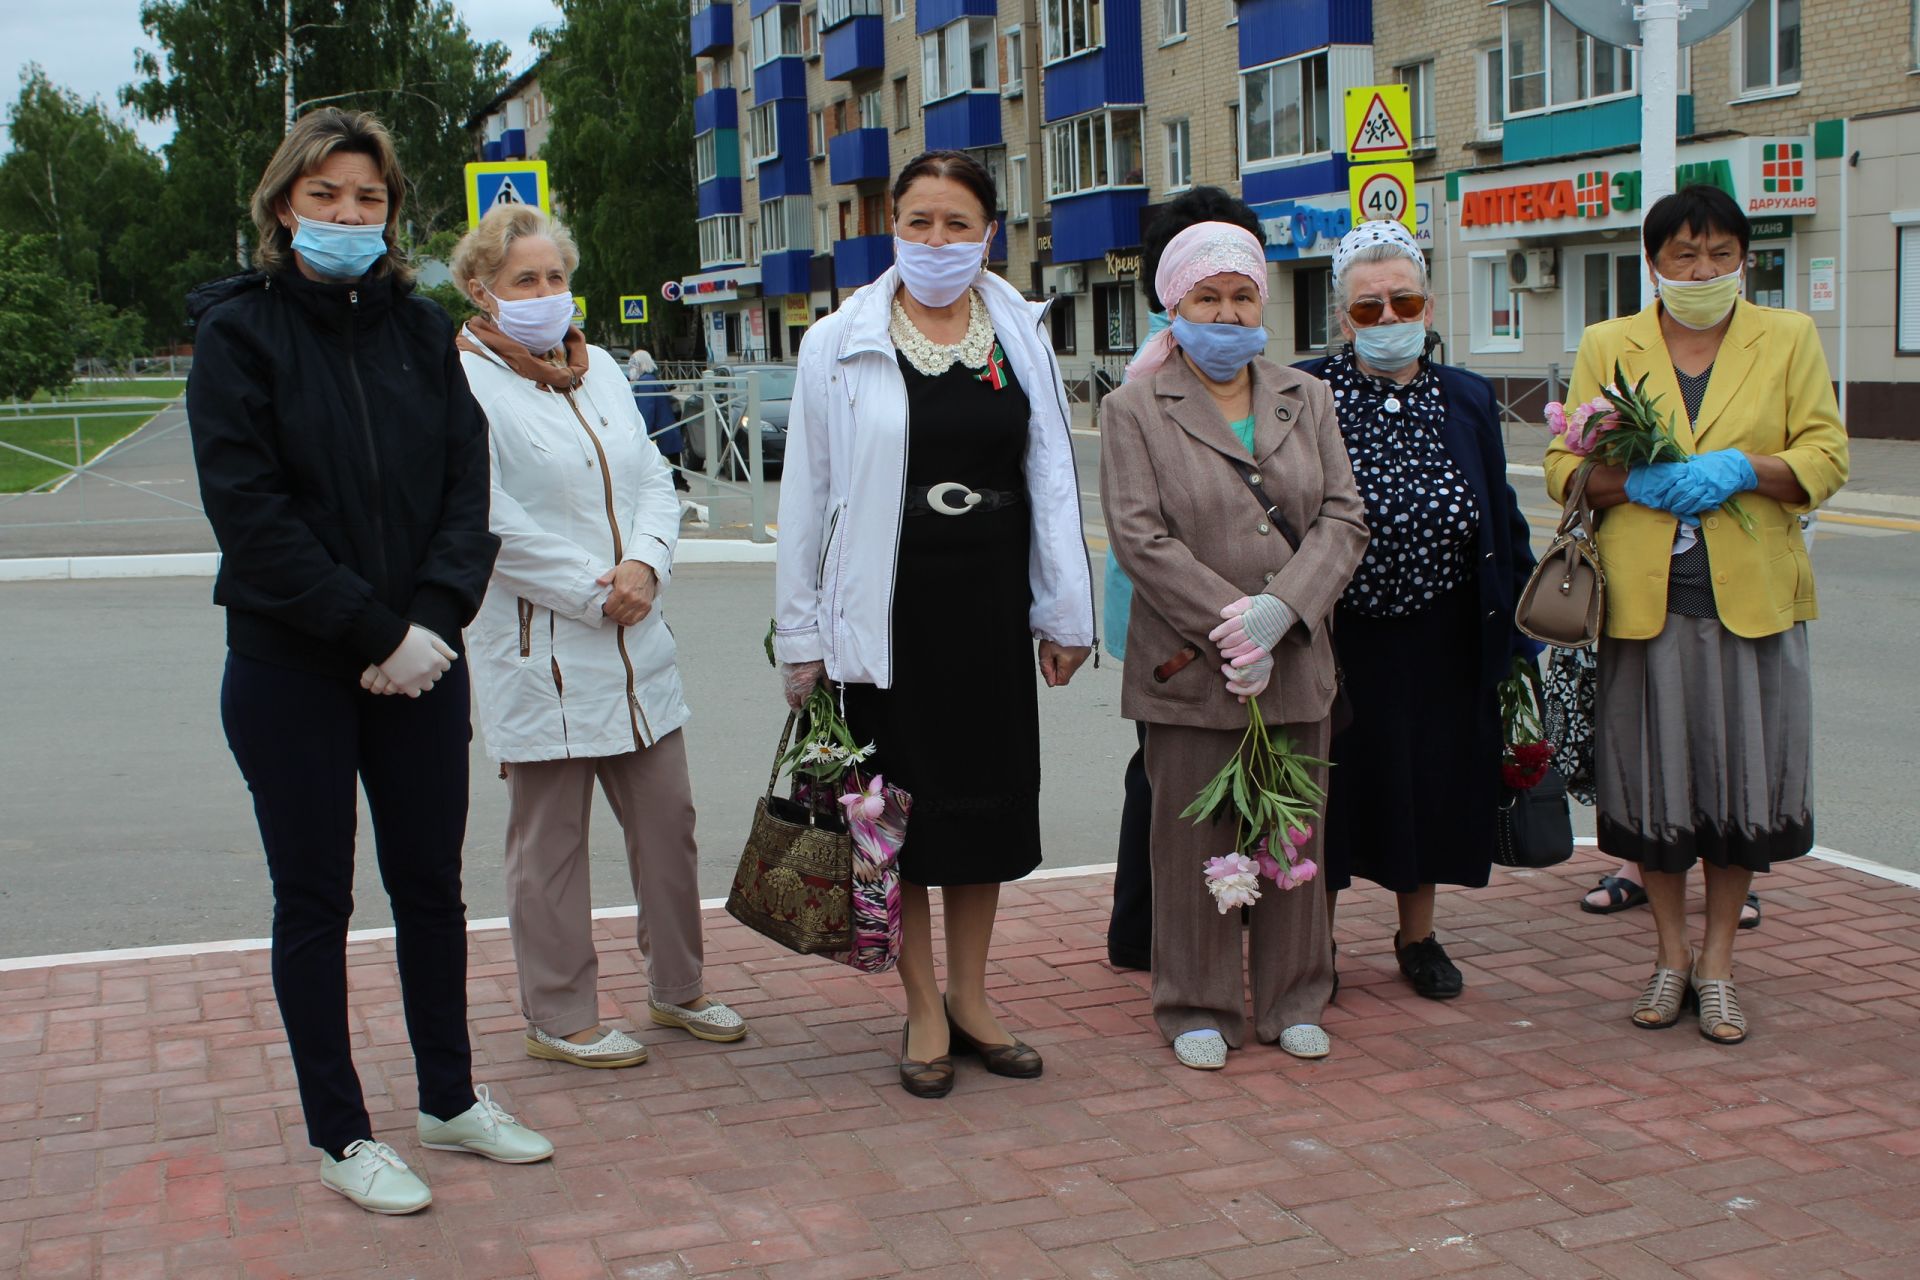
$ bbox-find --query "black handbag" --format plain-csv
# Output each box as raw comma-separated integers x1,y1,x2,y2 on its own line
1493,767,1575,869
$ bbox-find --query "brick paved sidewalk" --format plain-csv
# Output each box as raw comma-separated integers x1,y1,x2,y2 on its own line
6,852,1920,1280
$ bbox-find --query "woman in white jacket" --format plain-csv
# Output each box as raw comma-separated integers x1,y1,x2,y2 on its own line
453,206,746,1069
773,152,1095,1097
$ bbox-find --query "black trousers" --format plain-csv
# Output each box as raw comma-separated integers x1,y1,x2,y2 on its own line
1107,720,1153,969
221,652,477,1154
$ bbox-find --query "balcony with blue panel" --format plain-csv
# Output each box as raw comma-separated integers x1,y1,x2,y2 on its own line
1242,155,1347,206
989,216,1007,263
1042,0,1145,123
924,94,1001,151
1049,189,1149,262
833,235,893,289
762,249,813,296
697,177,743,219
1237,0,1371,69
828,128,890,185
1501,96,1694,165
754,57,808,101
823,16,884,80
690,4,733,58
915,0,997,35
694,88,738,135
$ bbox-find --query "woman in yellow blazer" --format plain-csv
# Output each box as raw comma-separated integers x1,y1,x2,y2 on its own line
1545,186,1848,1046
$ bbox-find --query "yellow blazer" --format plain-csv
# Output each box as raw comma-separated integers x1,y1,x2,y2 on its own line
1544,300,1849,640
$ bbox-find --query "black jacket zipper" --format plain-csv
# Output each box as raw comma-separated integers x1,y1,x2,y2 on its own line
344,289,391,597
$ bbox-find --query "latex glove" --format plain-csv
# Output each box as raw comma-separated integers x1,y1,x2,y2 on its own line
1623,462,1692,512
1209,595,1296,664
359,664,397,695
599,560,658,627
1222,654,1273,703
1038,640,1092,688
1667,449,1758,516
378,625,456,698
781,660,826,710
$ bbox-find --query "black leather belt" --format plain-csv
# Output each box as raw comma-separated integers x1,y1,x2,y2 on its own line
904,482,1025,517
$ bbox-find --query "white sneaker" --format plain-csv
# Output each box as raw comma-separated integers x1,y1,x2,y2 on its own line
526,1025,648,1068
416,1085,555,1164
648,997,748,1043
320,1140,432,1214
1173,1030,1228,1070
1279,1024,1331,1059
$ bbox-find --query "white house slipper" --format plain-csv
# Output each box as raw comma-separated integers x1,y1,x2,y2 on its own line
649,998,748,1043
1278,1024,1331,1059
1173,1030,1228,1070
525,1025,648,1068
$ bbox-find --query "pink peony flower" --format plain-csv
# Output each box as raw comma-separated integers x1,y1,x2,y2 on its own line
1544,401,1567,436
1205,852,1259,881
1203,852,1263,913
1275,857,1320,890
1254,851,1284,881
1288,824,1313,848
838,774,887,822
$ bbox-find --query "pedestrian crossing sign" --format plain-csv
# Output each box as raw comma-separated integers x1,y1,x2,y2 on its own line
572,296,587,326
620,295,649,324
464,160,551,228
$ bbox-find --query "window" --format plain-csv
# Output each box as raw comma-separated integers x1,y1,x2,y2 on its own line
1162,0,1187,42
817,204,832,253
1503,0,1635,117
922,18,998,103
744,218,758,264
861,191,888,235
860,88,883,130
1739,0,1801,95
758,196,813,255
1225,0,1239,26
698,214,743,268
1047,109,1145,198
1096,281,1138,353
1228,104,1240,178
1049,294,1077,354
800,5,819,58
1470,253,1522,353
748,103,779,162
1565,249,1643,349
1400,61,1435,150
1003,26,1025,96
810,110,827,157
1899,226,1920,354
1008,154,1030,221
1241,53,1330,168
1293,266,1331,352
979,149,1007,216
1164,119,1191,191
751,5,803,67
819,0,881,27
892,0,905,20
893,76,910,131
1043,0,1104,64
1745,243,1790,310
695,131,719,182
1477,46,1505,139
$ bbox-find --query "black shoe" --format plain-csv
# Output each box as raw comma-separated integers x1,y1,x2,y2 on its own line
1395,932,1464,1000
945,1001,1043,1078
1330,942,1340,1003
898,1023,954,1098
1107,948,1150,972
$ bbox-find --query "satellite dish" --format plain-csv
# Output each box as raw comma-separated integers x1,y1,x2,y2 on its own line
1547,0,1753,50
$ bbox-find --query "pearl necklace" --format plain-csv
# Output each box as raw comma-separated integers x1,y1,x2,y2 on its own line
890,290,995,377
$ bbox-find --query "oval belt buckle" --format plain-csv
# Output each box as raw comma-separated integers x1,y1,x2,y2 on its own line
926,481,982,516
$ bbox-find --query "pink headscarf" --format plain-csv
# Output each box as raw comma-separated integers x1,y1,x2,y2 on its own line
1124,221,1270,382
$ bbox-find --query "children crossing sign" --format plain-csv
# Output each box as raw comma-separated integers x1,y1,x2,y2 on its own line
1344,85,1413,161
464,160,551,227
571,296,587,326
619,295,649,324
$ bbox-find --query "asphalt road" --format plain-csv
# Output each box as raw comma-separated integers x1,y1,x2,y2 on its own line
2,428,1913,959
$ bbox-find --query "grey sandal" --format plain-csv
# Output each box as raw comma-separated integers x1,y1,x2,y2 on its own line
1631,964,1694,1030
1690,976,1748,1044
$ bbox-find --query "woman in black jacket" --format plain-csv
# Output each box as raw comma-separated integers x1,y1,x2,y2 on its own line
187,109,552,1216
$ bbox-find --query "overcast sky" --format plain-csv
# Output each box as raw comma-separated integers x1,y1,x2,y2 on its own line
1,0,558,154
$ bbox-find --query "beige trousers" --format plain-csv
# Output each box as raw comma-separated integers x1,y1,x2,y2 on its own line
1145,718,1334,1047
503,729,704,1035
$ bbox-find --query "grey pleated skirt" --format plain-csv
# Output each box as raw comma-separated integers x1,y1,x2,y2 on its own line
1595,618,1813,873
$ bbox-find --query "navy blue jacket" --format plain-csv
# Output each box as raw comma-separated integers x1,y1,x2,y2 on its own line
1296,355,1539,690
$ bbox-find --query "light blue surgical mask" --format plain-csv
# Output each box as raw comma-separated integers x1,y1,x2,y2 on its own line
1170,315,1268,382
1350,319,1427,369
289,213,388,280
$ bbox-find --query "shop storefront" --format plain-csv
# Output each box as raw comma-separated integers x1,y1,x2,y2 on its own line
1250,185,1440,363
677,267,763,363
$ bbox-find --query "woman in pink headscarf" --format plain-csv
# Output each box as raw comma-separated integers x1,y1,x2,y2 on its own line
1099,213,1369,1071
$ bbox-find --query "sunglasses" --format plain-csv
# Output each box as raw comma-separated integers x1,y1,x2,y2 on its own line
1345,291,1428,325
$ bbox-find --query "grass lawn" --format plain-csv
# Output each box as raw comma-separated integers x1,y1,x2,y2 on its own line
34,377,189,403
0,387,179,493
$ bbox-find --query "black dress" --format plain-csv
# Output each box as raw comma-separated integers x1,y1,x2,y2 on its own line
839,346,1040,887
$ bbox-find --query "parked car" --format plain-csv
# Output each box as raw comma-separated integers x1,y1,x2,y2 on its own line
679,362,796,477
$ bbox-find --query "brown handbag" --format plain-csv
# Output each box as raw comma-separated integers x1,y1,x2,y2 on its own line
724,713,855,955
1515,459,1605,649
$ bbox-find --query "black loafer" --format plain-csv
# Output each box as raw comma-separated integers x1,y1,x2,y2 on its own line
898,1023,954,1098
945,1002,1043,1079
1395,932,1464,1000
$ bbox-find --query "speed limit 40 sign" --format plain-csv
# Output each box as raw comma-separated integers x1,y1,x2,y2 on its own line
1349,161,1417,232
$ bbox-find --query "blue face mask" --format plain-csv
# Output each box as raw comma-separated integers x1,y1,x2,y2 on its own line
1170,315,1268,382
289,213,388,280
1350,319,1427,369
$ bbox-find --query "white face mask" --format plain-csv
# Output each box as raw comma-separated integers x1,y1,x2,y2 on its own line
485,286,574,352
893,236,988,307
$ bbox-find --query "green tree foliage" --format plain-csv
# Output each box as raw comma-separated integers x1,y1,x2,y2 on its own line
537,0,697,350
0,231,80,401
418,280,477,326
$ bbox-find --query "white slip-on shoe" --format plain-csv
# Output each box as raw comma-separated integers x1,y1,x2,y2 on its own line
525,1025,648,1068
1173,1030,1228,1070
320,1140,432,1215
648,998,748,1043
1279,1024,1331,1059
416,1085,555,1164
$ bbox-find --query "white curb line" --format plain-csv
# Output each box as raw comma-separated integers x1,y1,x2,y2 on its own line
0,540,779,582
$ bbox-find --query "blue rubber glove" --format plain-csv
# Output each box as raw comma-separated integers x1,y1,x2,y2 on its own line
1667,449,1758,517
1623,462,1692,511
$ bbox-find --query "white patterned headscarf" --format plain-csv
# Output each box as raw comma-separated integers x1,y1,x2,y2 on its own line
1333,220,1424,281
1125,221,1269,381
